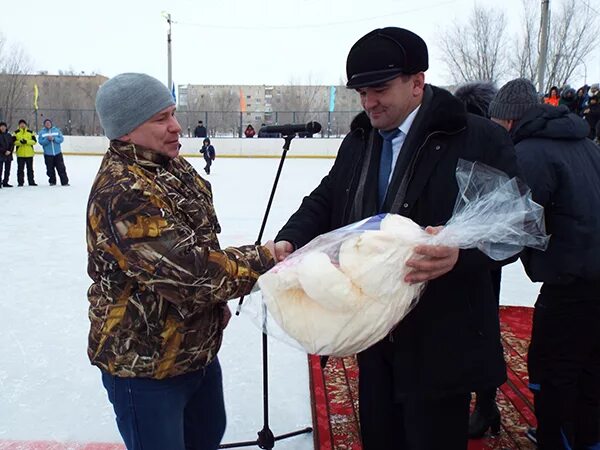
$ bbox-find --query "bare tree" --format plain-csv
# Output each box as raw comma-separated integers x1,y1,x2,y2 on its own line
439,6,510,84
513,0,539,82
0,32,31,128
513,0,597,92
544,0,597,91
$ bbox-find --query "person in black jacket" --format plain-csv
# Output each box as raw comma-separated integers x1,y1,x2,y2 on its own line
199,137,215,174
194,120,207,138
0,121,15,187
490,78,600,450
453,81,504,439
583,94,600,140
274,27,518,450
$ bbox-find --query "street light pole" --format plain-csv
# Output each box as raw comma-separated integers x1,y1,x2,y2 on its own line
163,12,173,91
537,0,550,93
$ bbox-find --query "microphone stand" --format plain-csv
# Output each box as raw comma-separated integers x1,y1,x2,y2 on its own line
221,133,313,449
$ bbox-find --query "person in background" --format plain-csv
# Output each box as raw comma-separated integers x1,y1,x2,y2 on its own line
38,119,69,186
0,121,15,188
544,86,560,107
575,86,590,116
244,124,256,138
200,137,216,175
89,72,275,450
490,78,600,450
583,93,600,140
453,81,504,439
194,120,207,138
559,87,577,113
13,119,37,187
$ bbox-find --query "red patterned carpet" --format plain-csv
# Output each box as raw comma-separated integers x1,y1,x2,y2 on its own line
309,306,537,450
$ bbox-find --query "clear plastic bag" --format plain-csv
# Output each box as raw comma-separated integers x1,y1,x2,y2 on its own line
241,159,549,356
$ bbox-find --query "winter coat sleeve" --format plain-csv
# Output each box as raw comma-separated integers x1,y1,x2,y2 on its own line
38,131,49,146
94,185,275,311
26,132,36,145
55,129,64,144
515,144,555,208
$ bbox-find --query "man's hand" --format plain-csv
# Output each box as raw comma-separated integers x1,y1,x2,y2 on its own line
4,151,9,156
263,240,276,259
404,226,459,284
274,240,294,262
48,136,54,141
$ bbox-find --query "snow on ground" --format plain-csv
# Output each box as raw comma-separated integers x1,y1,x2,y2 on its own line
0,153,540,449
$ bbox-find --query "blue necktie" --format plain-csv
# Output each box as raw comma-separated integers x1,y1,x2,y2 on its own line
378,128,401,210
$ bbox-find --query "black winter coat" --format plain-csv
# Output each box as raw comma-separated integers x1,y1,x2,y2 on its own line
513,104,600,284
0,131,14,161
276,85,519,396
194,125,207,138
584,103,600,139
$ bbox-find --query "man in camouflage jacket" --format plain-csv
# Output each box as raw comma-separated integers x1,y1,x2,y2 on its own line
90,73,275,450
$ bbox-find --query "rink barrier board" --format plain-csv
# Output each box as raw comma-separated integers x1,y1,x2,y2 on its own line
28,136,343,159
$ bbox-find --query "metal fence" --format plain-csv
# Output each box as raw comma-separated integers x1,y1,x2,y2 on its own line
3,108,362,137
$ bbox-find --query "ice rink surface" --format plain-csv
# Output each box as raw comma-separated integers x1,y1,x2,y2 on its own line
0,153,540,448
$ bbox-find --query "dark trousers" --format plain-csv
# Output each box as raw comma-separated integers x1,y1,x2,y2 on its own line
44,153,69,185
16,157,35,185
0,159,11,184
101,358,226,450
528,285,600,450
473,268,503,410
358,339,471,450
204,158,212,175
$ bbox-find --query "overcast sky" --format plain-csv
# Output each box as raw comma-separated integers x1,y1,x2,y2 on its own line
1,0,598,90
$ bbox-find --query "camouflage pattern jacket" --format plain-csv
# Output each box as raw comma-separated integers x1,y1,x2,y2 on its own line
87,142,274,379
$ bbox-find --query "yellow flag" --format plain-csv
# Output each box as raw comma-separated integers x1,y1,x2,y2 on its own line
33,84,39,111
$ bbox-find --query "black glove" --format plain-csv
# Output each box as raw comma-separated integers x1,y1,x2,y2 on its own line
20,139,27,144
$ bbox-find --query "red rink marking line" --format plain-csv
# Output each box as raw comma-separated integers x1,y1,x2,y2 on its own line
0,441,124,450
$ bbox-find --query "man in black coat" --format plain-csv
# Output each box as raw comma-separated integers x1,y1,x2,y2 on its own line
490,78,600,450
274,27,518,449
194,120,207,138
0,121,15,187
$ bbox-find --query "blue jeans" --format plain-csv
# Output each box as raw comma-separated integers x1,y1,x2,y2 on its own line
101,358,226,450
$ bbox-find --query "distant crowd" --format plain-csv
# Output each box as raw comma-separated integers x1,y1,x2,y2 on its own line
0,118,69,188
542,83,600,141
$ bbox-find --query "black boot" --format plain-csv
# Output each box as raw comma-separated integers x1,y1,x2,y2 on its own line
468,390,501,438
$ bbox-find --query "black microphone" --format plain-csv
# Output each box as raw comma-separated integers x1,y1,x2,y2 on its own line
260,121,322,135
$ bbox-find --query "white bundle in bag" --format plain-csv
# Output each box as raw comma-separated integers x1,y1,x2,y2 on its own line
243,159,549,356
257,214,428,356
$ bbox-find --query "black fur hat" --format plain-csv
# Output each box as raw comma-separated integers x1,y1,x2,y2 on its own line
346,27,428,89
454,82,498,118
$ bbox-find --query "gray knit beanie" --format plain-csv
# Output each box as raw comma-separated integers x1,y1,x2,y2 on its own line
488,78,539,120
95,73,175,140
